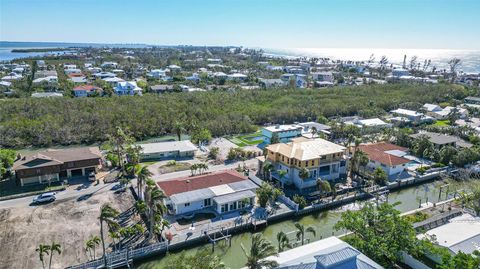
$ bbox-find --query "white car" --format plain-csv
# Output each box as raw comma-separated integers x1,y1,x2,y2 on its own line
32,192,56,204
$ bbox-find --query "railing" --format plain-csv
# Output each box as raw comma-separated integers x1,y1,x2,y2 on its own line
67,241,168,269
278,195,299,211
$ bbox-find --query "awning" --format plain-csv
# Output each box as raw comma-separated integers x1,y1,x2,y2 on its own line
213,190,256,205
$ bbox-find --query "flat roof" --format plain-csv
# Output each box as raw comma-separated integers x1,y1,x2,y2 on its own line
213,190,256,205
419,214,480,254
263,124,302,133
138,140,197,154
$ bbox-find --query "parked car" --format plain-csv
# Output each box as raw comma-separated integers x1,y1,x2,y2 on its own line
88,171,96,182
32,192,56,204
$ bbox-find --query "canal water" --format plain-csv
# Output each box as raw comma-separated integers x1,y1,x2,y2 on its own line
135,179,469,269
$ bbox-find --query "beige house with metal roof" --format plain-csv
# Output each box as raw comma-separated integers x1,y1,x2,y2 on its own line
264,137,347,190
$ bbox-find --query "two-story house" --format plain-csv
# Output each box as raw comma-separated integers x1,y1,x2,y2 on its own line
114,81,143,96
264,137,347,190
261,124,303,144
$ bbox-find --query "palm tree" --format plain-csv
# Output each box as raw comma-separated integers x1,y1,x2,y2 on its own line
241,233,278,269
276,231,292,252
299,167,309,181
295,223,316,245
277,169,287,187
310,126,318,139
135,165,152,200
146,186,166,241
174,121,185,141
48,242,61,269
85,239,94,260
262,162,273,181
99,204,119,267
36,244,50,269
316,179,331,201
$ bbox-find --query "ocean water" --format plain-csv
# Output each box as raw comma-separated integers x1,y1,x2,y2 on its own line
263,47,480,74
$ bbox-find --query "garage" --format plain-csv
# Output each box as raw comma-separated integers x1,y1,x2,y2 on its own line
84,167,96,175
70,168,84,177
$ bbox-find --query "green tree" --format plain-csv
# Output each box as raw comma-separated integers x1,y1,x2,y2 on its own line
298,167,310,181
334,202,423,267
439,145,457,165
0,149,16,178
85,235,101,260
241,233,278,269
294,222,316,245
174,121,185,141
135,165,152,201
191,128,212,145
372,167,388,185
208,147,220,159
262,161,273,180
145,179,167,241
270,133,280,144
256,182,274,208
99,204,119,267
35,244,50,269
48,242,61,269
316,179,331,201
276,231,292,252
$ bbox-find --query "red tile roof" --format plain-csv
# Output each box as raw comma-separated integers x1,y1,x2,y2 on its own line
157,170,247,196
68,72,84,78
359,142,410,166
73,85,101,92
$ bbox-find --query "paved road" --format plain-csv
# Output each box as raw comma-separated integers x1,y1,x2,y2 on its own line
0,180,117,210
152,159,258,181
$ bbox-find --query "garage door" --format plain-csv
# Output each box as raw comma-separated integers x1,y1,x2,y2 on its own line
84,167,96,175
71,169,83,177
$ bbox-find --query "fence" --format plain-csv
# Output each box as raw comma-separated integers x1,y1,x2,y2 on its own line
278,195,299,211
67,241,168,269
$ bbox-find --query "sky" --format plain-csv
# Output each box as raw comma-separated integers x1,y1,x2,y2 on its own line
1,0,479,50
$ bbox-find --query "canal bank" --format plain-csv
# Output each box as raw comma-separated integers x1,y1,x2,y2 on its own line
135,174,466,269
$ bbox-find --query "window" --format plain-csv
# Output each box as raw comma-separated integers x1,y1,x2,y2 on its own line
229,202,237,211
311,160,315,166
340,160,346,167
221,204,228,213
332,164,339,173
184,203,190,207
321,155,326,160
204,198,211,207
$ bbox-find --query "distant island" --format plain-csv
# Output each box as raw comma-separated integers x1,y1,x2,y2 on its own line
11,47,72,53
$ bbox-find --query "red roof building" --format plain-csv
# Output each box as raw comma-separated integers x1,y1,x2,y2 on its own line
157,170,247,196
358,142,410,176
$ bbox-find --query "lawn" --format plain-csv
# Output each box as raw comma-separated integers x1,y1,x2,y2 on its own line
228,132,264,147
430,120,450,127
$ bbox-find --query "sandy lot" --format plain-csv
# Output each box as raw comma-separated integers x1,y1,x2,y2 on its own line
0,189,135,269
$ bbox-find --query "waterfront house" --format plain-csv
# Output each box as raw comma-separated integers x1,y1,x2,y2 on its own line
358,142,410,178
423,103,468,120
138,141,197,161
264,137,347,190
263,236,384,269
73,85,102,97
114,81,143,96
410,131,472,149
390,108,434,124
13,147,102,186
418,214,480,256
157,170,257,215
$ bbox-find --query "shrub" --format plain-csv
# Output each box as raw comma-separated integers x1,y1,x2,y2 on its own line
293,194,307,209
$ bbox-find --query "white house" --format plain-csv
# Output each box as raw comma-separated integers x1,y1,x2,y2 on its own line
157,171,257,215
147,69,169,79
312,71,334,83
94,72,116,79
261,124,303,144
138,141,197,161
32,76,58,84
101,62,118,69
114,81,143,96
359,142,410,178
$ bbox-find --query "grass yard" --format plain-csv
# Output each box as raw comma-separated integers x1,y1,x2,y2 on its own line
228,132,264,147
430,120,450,127
158,162,192,174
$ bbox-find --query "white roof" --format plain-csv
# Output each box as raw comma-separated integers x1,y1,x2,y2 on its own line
391,108,423,117
264,124,302,133
139,140,197,154
358,118,387,127
418,214,480,254
423,103,441,112
209,184,234,196
103,77,124,82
